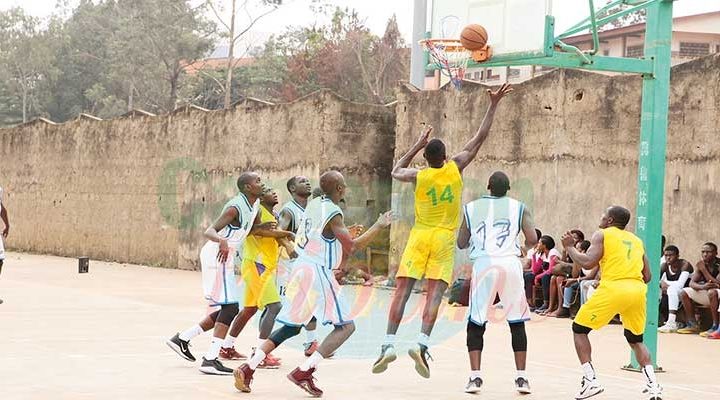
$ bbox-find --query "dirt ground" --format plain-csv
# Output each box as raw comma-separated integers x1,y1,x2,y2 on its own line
1,252,717,400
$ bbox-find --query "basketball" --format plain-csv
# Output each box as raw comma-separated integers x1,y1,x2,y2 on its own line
460,24,488,51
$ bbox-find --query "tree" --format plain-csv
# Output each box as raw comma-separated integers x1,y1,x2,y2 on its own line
597,0,647,31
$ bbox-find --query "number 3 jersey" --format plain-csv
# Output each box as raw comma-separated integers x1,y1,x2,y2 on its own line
463,195,525,259
294,197,344,270
414,160,463,231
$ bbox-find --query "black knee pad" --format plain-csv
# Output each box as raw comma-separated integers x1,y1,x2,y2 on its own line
509,321,528,352
217,303,239,325
572,322,592,335
466,321,486,352
268,324,302,346
624,329,644,344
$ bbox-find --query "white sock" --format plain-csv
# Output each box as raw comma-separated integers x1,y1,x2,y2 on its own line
642,365,657,385
417,333,430,347
581,362,596,381
178,324,204,342
248,349,266,370
300,351,324,371
223,334,237,349
205,336,224,360
383,334,396,346
470,370,482,380
306,329,318,343
257,337,266,349
517,370,528,379
667,313,676,323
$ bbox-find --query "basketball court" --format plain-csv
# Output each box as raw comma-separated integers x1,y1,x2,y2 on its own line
2,252,717,399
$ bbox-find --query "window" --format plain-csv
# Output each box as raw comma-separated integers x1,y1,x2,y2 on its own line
679,42,710,57
474,71,481,80
626,45,644,58
603,49,610,56
486,69,500,81
508,68,521,78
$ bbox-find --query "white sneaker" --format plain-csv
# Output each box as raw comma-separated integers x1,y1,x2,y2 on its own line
657,321,677,333
642,382,663,400
515,377,532,394
464,377,483,393
575,377,604,400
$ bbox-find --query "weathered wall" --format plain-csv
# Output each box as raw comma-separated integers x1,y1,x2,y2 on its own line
390,54,720,279
0,91,395,269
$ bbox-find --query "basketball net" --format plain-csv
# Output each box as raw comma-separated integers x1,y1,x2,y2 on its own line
420,39,471,89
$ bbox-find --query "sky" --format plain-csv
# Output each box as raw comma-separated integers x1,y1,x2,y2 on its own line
2,0,719,46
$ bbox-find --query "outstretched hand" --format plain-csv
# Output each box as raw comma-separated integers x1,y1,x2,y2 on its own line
560,231,575,249
348,224,365,239
414,125,432,149
376,211,395,228
487,83,513,104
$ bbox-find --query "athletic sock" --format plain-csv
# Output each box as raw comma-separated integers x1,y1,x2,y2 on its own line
205,336,224,360
248,349,266,370
417,333,430,348
223,334,237,349
470,370,482,380
642,365,657,386
517,370,528,380
667,313,676,323
257,337,266,349
581,362,596,381
383,334,396,346
306,329,318,343
179,324,204,342
300,352,324,371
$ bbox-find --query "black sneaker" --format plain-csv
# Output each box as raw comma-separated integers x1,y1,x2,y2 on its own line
199,357,234,375
166,333,196,362
515,377,532,394
464,377,483,393
408,344,433,379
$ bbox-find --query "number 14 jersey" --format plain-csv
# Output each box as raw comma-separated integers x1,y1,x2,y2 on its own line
414,160,463,231
464,195,525,259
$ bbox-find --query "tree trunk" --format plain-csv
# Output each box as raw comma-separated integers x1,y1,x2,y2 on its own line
224,0,237,110
22,87,28,123
169,72,179,112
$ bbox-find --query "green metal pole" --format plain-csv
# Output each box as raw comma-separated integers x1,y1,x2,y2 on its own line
623,0,673,372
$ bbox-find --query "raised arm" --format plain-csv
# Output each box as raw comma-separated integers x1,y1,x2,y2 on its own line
563,230,604,269
451,83,513,172
391,126,432,183
328,211,393,267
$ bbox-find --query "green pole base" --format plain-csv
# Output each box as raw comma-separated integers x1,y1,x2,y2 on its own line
621,364,665,373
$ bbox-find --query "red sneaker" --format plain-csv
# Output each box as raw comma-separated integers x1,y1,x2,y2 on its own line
303,341,319,357
287,367,323,397
220,347,247,361
257,354,281,369
708,330,720,340
233,363,254,393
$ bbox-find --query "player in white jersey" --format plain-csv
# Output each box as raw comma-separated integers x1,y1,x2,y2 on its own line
167,172,282,375
277,175,322,356
0,185,10,305
457,172,538,395
234,170,393,397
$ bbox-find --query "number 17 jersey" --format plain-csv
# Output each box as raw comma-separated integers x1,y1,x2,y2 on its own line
463,195,525,259
414,160,463,231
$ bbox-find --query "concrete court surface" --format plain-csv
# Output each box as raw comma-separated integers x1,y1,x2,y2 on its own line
1,252,718,400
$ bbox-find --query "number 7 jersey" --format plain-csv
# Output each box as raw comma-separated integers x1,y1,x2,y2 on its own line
414,160,463,231
463,195,525,259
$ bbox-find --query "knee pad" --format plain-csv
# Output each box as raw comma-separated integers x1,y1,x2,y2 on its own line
572,322,592,335
466,321,486,352
268,324,302,346
509,322,527,352
624,329,644,344
217,303,239,325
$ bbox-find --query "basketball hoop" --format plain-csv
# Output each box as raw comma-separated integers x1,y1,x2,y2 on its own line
420,39,492,89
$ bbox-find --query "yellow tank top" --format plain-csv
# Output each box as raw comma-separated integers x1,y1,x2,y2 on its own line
600,227,645,282
242,206,280,270
414,160,463,231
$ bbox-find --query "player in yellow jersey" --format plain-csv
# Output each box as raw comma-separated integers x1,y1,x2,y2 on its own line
372,83,513,378
561,206,662,400
223,186,295,368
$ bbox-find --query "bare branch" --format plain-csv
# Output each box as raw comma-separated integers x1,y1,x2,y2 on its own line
233,6,278,42
206,0,231,32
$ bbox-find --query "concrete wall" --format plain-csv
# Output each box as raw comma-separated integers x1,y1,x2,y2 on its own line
0,90,395,269
390,54,720,279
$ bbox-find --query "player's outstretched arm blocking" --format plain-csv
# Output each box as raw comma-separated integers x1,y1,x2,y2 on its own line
392,126,432,183
329,211,393,268
451,83,513,173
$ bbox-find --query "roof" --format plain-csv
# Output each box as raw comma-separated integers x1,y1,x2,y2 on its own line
183,57,255,75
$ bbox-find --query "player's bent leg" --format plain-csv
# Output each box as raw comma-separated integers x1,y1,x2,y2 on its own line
167,309,220,362
200,303,239,375
571,322,604,400
408,278,447,379
625,332,662,400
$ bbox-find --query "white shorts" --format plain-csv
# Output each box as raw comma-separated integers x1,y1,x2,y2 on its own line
200,241,240,305
469,256,530,325
276,257,293,297
0,235,4,260
276,260,352,327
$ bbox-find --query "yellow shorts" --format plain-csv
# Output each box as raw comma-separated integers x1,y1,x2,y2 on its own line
397,227,456,284
241,259,281,309
574,280,647,335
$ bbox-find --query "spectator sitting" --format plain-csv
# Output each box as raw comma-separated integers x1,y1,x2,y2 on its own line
531,235,562,313
549,240,595,318
677,242,720,335
657,245,693,333
523,228,543,305
543,231,585,316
